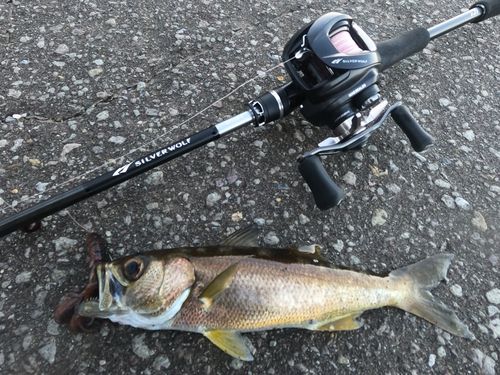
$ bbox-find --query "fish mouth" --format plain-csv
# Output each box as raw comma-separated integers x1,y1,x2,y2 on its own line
77,263,125,318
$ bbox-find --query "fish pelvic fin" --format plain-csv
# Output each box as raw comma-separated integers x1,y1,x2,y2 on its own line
391,253,475,340
204,330,254,361
221,226,259,247
310,313,363,332
199,263,239,308
314,313,363,331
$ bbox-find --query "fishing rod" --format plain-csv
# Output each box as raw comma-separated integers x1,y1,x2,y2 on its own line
0,0,498,238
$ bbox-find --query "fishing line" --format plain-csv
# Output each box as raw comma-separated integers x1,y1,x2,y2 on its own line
64,209,92,233
1,57,295,213
330,31,363,54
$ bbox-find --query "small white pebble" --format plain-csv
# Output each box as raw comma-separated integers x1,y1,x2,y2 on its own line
488,305,500,317
437,347,446,357
450,284,463,297
486,289,500,304
428,354,436,367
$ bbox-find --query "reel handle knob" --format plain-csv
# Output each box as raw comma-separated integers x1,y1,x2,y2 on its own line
391,105,435,152
298,155,345,210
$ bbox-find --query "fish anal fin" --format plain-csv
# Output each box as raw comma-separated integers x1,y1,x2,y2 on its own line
315,313,363,331
204,330,253,361
199,263,239,308
221,226,259,247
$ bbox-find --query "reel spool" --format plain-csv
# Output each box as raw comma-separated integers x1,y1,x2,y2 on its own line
283,13,382,142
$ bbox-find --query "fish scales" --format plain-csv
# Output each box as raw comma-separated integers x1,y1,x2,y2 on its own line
170,255,399,332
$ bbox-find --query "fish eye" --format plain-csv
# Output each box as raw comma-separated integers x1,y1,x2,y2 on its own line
123,258,144,281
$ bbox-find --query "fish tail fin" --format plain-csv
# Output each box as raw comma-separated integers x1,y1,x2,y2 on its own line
390,253,475,340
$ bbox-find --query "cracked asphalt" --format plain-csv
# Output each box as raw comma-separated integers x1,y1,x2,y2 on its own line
0,0,499,374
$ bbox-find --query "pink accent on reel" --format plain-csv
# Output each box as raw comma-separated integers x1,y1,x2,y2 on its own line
330,31,363,54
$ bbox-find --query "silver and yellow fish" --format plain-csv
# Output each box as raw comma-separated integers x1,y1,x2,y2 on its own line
77,226,473,360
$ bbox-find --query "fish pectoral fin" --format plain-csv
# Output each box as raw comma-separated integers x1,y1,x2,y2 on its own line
204,330,254,361
199,263,239,308
316,313,363,331
221,226,259,247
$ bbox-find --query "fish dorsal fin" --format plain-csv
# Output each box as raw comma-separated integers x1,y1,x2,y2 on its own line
199,263,239,308
204,330,254,361
221,226,259,247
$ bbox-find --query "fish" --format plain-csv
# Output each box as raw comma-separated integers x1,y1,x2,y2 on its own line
76,226,474,361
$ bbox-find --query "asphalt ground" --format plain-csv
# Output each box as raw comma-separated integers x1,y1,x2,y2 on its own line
0,0,499,374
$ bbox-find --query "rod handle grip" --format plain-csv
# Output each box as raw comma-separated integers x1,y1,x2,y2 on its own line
376,28,430,72
298,155,345,210
471,0,500,22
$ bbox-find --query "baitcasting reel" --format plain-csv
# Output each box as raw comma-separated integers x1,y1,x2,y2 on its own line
277,12,435,209
283,12,382,139
248,13,429,161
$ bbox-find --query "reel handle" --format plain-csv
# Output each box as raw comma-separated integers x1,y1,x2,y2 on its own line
471,0,500,22
391,105,434,152
298,155,345,210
